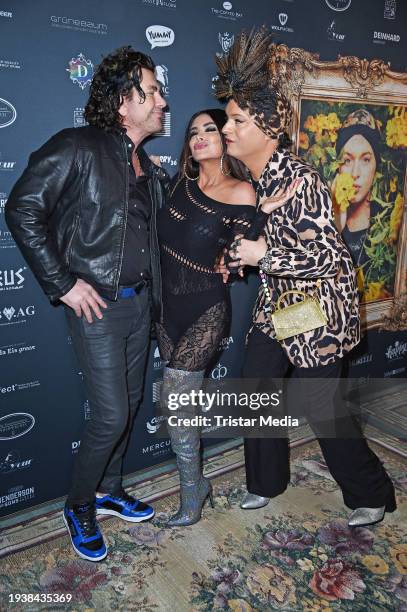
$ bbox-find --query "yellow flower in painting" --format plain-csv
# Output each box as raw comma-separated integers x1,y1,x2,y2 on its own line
304,115,318,133
299,132,310,149
228,600,253,612
390,177,397,193
390,544,407,574
362,281,390,303
326,112,341,130
333,173,356,212
362,555,389,575
386,107,407,148
390,192,404,242
329,130,338,143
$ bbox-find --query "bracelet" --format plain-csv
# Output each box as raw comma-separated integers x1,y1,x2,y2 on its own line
259,269,274,317
257,250,274,274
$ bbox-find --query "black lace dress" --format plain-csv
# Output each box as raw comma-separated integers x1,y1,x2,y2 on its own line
157,178,255,371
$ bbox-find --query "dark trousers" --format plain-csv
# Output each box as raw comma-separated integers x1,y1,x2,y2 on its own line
65,289,151,506
243,327,396,511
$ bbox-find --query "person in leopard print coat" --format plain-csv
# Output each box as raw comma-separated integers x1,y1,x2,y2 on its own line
215,27,396,527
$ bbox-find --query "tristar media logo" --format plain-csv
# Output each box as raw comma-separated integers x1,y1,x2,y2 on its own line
211,1,243,21
66,53,94,90
146,25,175,49
327,20,345,41
325,0,351,10
218,32,235,55
0,304,35,326
271,13,294,33
373,30,400,43
384,0,396,19
0,451,33,474
155,64,169,97
0,267,26,292
385,340,407,361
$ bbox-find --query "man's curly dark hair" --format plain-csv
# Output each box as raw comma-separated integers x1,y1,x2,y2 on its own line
84,46,156,130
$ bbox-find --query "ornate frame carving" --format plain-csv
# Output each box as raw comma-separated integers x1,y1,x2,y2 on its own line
269,46,407,331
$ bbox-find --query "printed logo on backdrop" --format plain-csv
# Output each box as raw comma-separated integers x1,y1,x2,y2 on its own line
218,32,235,56
384,367,405,377
0,227,15,249
218,336,234,351
385,340,407,361
157,154,177,168
157,111,171,137
0,156,16,171
0,267,26,292
0,413,35,441
72,440,81,454
153,345,164,369
50,15,107,35
0,98,17,128
142,0,177,9
0,342,37,357
0,380,40,395
146,415,166,434
0,192,7,212
0,304,35,326
384,0,396,19
325,0,351,10
327,20,345,41
211,362,228,380
83,399,91,420
142,440,171,457
373,30,400,44
146,25,175,49
155,65,169,97
0,60,21,70
0,10,12,18
0,451,33,474
350,353,373,367
74,107,87,128
0,485,35,510
271,13,294,33
211,2,243,21
66,54,94,90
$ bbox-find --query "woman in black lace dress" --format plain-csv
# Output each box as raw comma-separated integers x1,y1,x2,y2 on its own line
157,108,256,525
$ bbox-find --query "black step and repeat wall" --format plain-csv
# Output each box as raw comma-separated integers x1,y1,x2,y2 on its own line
1,0,406,518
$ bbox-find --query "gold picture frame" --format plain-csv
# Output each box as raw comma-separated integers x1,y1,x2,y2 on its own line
269,45,407,331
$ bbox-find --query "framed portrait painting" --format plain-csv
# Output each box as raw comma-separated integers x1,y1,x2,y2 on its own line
270,46,407,330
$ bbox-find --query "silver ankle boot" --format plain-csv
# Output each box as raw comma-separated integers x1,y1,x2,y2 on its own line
162,367,213,527
240,493,270,509
348,506,385,527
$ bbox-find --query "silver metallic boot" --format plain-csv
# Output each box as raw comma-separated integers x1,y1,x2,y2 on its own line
240,493,270,509
162,366,213,527
348,506,385,527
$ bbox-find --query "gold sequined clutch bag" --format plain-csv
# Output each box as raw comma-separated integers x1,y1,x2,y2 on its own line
271,290,327,341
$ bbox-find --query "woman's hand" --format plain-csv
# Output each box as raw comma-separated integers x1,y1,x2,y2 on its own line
214,252,230,283
228,234,268,269
260,178,303,214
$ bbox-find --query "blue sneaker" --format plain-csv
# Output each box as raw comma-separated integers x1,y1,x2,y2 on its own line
63,503,107,562
96,489,154,522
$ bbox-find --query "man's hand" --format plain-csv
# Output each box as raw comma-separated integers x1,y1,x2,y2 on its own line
60,279,108,323
228,234,268,269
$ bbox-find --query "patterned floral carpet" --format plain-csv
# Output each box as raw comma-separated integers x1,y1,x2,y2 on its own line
0,440,406,612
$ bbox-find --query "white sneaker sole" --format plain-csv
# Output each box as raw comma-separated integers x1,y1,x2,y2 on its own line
96,507,155,522
62,513,108,562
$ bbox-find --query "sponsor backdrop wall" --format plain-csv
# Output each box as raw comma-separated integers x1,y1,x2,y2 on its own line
0,0,406,517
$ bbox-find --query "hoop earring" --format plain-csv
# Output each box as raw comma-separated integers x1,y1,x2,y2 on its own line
220,153,231,176
184,155,199,181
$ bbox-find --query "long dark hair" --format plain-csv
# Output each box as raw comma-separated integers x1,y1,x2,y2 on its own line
84,46,155,130
178,108,248,181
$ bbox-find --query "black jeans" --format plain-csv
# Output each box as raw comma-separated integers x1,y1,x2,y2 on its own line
243,327,397,511
65,288,151,506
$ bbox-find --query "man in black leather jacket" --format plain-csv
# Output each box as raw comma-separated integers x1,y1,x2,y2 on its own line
6,46,169,562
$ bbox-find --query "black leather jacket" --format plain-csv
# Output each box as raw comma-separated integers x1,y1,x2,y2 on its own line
5,126,169,321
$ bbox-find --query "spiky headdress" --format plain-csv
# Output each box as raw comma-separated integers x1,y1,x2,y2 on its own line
214,27,292,139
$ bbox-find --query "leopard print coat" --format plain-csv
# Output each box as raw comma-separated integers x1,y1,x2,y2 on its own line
251,147,360,368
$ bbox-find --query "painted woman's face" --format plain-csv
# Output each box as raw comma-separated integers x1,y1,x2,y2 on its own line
339,134,377,205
